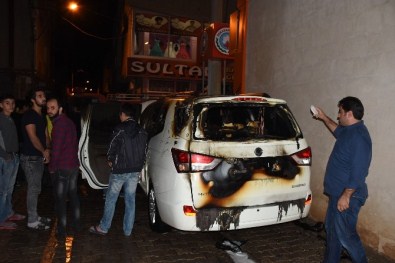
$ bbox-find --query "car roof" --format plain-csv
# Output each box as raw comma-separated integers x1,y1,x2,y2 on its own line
163,95,287,105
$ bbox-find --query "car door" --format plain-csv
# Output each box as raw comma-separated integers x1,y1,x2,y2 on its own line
78,102,143,189
138,100,169,194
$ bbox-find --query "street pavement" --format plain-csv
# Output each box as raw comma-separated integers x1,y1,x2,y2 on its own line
1,176,393,263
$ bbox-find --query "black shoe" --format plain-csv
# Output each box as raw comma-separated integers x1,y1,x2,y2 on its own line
56,231,67,240
69,226,82,237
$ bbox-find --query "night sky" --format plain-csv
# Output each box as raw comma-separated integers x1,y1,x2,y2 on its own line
53,0,119,92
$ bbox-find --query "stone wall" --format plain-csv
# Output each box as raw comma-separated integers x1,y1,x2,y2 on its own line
246,0,395,259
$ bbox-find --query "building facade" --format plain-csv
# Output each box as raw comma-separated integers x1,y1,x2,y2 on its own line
107,0,236,99
244,0,395,260
0,0,53,99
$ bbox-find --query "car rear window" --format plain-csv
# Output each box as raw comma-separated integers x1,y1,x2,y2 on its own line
194,103,299,141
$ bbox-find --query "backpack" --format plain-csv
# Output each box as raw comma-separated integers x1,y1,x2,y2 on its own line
123,125,148,171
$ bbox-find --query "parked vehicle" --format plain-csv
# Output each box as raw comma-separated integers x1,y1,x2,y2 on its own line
79,95,312,232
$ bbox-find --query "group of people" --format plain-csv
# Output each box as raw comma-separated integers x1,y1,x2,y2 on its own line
0,87,80,237
0,87,146,240
1,89,372,262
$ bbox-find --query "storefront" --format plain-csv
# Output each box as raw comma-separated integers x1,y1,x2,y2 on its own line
122,7,233,97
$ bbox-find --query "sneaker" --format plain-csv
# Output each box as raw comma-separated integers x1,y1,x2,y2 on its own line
7,213,26,221
27,221,50,231
0,221,17,230
38,216,52,224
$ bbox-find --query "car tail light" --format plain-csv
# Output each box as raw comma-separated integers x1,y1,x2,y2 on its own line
291,147,312,165
172,148,221,173
305,194,312,206
183,205,196,216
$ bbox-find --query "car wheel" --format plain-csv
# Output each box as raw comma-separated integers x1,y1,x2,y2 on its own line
148,185,170,233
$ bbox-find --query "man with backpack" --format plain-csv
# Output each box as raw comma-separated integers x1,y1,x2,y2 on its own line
90,103,147,237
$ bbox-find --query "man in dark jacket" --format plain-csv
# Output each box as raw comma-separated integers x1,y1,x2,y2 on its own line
90,103,147,237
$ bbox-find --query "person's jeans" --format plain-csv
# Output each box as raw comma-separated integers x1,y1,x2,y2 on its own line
20,155,44,223
53,168,80,235
99,172,139,236
0,155,19,222
324,195,367,263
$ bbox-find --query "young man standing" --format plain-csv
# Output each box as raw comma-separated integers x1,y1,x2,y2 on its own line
313,97,372,263
0,94,25,230
47,98,80,238
90,103,147,237
20,87,51,230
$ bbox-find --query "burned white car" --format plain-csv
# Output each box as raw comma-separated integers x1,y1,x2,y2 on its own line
79,95,312,232
139,95,312,232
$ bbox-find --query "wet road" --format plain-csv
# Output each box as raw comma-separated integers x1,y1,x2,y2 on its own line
1,177,393,263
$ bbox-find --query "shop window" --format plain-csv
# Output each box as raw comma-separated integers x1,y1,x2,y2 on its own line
133,12,203,62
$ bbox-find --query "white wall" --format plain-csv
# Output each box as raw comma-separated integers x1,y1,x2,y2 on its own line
246,0,395,259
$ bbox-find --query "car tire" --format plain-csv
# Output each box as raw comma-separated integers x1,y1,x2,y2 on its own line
148,185,170,233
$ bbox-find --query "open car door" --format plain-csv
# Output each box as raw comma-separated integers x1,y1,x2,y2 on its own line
78,103,122,189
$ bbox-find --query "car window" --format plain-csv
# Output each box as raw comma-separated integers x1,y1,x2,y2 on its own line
194,104,299,141
174,99,192,135
140,100,169,138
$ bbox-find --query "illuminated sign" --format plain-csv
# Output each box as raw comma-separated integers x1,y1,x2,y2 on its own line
127,58,207,80
214,27,230,55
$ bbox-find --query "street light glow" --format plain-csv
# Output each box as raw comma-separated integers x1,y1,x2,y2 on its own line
68,2,79,12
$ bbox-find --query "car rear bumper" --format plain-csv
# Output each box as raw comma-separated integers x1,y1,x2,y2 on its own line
158,193,312,231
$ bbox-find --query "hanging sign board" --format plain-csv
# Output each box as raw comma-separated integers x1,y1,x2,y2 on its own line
201,23,233,60
127,57,207,80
